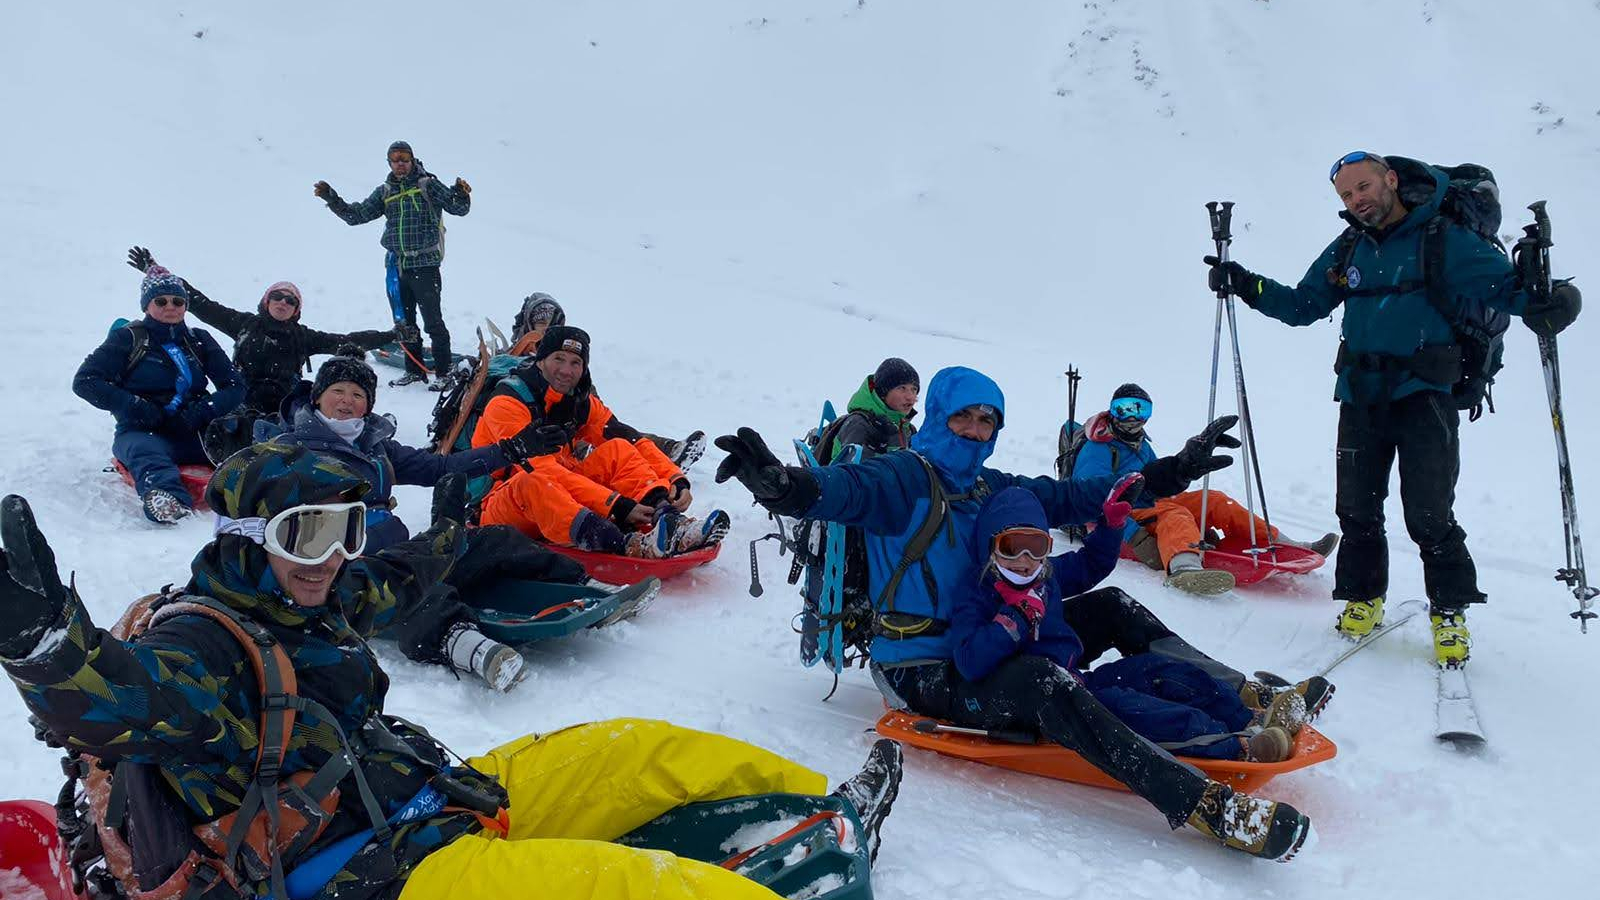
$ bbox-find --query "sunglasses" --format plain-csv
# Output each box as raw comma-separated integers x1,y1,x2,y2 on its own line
264,501,367,565
1110,397,1152,422
149,295,187,309
993,527,1052,561
1329,150,1384,182
267,291,300,308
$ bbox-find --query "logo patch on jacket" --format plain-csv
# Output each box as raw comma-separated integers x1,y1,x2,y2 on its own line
1344,266,1362,289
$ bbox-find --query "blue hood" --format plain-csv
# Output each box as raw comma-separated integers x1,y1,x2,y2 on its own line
909,366,1005,490
972,487,1048,566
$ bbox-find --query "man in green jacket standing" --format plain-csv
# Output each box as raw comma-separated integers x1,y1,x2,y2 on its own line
1205,152,1581,665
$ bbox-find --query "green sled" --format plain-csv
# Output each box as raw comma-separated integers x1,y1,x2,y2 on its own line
468,582,622,644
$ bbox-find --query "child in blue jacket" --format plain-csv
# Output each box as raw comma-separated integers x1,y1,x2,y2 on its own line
952,483,1299,762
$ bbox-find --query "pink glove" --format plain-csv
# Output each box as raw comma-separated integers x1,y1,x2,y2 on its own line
994,580,1046,636
1102,472,1144,529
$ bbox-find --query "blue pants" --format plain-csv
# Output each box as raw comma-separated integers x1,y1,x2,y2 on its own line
113,428,208,513
1085,654,1254,760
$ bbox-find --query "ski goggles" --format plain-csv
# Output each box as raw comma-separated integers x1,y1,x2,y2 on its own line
262,501,368,565
993,527,1052,561
1109,396,1152,422
1329,150,1387,182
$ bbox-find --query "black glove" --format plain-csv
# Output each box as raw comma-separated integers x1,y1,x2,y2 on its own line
394,322,422,344
1140,415,1241,497
501,422,570,462
179,400,215,432
714,427,820,516
1525,279,1581,338
431,473,468,527
0,496,70,659
123,397,164,431
126,246,155,273
1203,255,1260,301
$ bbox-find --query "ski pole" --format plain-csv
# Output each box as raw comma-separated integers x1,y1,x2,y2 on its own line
1199,202,1234,554
1065,365,1081,427
1523,202,1598,631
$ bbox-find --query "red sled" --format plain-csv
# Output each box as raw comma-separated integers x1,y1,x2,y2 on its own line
542,542,720,583
0,799,84,900
111,460,214,511
877,710,1337,795
1121,536,1325,587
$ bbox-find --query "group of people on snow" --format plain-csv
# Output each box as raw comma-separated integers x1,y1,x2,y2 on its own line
6,147,1585,897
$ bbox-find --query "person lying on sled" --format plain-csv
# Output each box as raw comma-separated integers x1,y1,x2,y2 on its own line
953,485,1312,764
0,443,900,900
1071,383,1338,595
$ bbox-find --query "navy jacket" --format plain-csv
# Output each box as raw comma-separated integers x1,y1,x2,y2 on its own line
258,386,510,551
73,317,244,434
951,488,1122,682
805,367,1120,665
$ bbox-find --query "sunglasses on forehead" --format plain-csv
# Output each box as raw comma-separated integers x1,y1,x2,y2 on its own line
267,291,300,308
1329,150,1385,182
149,295,187,309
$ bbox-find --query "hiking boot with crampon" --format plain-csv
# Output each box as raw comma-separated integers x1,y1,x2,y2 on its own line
1187,781,1313,862
142,489,190,525
1431,611,1471,668
1335,597,1384,640
830,739,902,863
1258,690,1309,737
389,371,428,388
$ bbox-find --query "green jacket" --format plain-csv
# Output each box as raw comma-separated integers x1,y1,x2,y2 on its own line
827,376,917,463
1243,160,1531,404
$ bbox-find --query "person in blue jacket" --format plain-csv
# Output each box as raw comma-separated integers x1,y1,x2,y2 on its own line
1205,152,1582,662
73,265,245,523
952,485,1301,765
716,367,1317,861
258,355,581,691
1072,383,1337,596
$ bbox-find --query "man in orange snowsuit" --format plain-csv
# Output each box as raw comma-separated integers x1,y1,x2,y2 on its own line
472,325,728,557
1071,384,1337,595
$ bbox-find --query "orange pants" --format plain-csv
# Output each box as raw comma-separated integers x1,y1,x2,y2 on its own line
1129,490,1278,570
481,438,680,544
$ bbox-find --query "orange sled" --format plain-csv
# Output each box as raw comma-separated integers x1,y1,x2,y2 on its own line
542,542,720,584
877,710,1336,794
112,460,213,511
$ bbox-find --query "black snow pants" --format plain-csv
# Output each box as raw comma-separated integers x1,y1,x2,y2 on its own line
881,656,1209,828
399,265,450,376
1332,392,1483,612
1065,586,1247,691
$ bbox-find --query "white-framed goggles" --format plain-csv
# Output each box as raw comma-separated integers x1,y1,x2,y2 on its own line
261,501,368,565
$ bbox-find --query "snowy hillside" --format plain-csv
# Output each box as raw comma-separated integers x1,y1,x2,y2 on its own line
2,0,1597,896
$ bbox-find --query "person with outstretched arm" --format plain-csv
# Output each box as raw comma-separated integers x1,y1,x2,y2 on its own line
1204,151,1582,664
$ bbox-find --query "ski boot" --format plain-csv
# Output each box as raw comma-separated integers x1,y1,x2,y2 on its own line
389,371,428,388
445,624,528,692
1431,610,1471,668
1335,596,1384,640
1245,726,1293,763
1165,552,1235,595
830,739,903,864
142,489,191,525
1187,781,1313,862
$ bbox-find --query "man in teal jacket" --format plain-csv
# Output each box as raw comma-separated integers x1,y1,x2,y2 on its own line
1205,152,1582,664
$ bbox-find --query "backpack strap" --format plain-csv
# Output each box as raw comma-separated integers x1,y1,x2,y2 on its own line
872,454,948,615
1418,216,1454,328
123,321,149,378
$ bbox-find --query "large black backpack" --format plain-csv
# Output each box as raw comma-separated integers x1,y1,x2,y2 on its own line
1328,158,1511,417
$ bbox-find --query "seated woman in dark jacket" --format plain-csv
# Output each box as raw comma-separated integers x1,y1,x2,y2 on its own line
72,265,244,523
127,247,401,459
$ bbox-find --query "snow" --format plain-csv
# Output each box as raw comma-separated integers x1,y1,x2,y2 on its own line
1,0,1596,897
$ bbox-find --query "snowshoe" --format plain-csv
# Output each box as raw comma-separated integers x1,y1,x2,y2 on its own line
830,739,903,864
1187,781,1313,862
389,371,429,388
1336,597,1385,639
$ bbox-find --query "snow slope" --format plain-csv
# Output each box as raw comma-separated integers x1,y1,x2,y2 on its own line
1,1,1596,896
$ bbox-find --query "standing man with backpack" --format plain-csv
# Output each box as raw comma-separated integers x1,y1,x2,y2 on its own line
314,140,472,388
1205,152,1582,664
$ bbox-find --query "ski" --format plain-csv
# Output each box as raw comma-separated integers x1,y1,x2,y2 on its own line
1255,599,1427,687
1435,665,1486,747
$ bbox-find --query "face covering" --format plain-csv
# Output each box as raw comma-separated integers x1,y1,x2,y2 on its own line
316,410,366,443
996,563,1042,586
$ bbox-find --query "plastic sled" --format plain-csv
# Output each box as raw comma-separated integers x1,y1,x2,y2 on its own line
112,460,213,511
0,799,83,900
877,710,1336,794
469,582,623,643
1121,536,1325,587
368,341,468,373
618,793,871,900
543,542,720,584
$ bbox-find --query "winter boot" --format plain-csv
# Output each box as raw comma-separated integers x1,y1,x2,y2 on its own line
445,624,528,692
1291,675,1335,719
830,739,902,864
389,371,428,388
573,511,629,555
667,431,708,470
1431,610,1471,668
629,505,688,559
1335,597,1384,640
1281,532,1340,556
1245,726,1293,763
1127,525,1163,570
1238,679,1275,712
673,509,730,554
1187,781,1313,862
1165,552,1235,595
1256,690,1308,737
142,489,191,525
